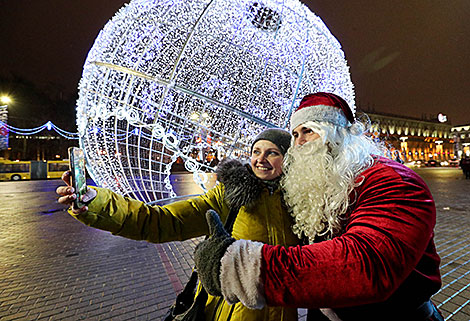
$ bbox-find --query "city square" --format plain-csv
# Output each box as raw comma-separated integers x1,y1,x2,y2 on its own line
1,1,469,320
1,167,469,320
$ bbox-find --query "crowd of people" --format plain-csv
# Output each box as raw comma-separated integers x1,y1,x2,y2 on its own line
57,92,445,321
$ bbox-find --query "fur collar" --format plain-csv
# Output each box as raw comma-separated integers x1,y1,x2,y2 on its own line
216,159,279,210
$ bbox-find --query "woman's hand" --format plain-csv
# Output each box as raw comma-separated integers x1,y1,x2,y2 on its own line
56,170,97,214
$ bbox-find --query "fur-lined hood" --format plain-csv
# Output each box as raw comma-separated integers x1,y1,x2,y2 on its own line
216,158,280,210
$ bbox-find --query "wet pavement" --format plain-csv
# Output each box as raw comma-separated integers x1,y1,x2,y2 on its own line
0,168,469,320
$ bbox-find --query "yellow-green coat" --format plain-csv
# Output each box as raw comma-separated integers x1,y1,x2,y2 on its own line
70,171,300,321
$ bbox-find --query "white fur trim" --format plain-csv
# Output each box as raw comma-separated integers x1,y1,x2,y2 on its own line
219,240,266,309
290,104,349,131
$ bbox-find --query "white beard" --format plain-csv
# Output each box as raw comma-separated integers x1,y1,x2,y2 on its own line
281,140,353,243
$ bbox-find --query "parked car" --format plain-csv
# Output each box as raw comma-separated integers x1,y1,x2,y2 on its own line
425,159,440,167
414,159,427,167
448,158,460,167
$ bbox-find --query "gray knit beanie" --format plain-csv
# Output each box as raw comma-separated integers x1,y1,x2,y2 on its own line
250,128,292,156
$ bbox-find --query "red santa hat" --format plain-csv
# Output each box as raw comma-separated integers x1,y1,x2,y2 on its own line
290,92,355,131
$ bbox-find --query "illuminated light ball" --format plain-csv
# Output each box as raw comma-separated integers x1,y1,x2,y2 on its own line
76,0,355,204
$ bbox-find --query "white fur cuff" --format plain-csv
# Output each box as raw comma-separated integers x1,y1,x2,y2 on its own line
219,240,266,309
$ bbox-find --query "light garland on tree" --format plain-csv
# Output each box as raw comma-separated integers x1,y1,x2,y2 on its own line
77,0,355,203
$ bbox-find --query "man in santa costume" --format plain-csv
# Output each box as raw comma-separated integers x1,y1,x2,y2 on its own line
195,92,444,321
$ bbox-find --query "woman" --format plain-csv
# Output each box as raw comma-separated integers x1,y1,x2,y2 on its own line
57,128,301,321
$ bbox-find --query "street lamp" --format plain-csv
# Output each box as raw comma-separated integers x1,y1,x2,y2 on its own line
399,136,409,160
0,95,12,105
435,140,443,160
189,111,213,163
0,95,12,155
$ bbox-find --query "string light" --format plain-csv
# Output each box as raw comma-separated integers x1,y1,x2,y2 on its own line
0,121,79,139
77,0,355,203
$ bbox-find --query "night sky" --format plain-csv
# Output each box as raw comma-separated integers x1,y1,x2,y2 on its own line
1,0,469,125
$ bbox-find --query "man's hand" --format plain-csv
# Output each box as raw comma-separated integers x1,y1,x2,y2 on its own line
56,170,97,214
194,210,235,297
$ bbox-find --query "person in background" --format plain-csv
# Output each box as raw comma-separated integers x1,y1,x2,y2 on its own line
56,128,302,321
459,155,470,179
194,92,444,321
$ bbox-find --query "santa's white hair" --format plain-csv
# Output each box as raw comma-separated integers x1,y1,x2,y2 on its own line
281,119,385,243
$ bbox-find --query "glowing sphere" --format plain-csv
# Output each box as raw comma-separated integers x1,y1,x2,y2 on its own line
76,0,355,203
438,113,447,123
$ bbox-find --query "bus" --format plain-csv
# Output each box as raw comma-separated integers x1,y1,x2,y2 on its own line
0,159,32,181
46,160,69,179
0,159,70,181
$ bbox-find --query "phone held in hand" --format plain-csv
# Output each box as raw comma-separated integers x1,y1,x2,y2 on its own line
68,147,87,209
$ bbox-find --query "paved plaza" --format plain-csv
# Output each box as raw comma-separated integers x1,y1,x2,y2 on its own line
0,168,469,320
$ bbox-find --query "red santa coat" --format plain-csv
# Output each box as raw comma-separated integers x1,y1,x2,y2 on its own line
219,157,441,320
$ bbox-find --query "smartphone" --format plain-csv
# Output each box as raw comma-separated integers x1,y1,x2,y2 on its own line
68,147,87,209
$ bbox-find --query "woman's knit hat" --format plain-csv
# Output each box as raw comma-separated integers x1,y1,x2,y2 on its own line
251,128,291,156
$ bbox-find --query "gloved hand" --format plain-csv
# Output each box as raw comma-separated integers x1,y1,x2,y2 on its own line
194,209,235,297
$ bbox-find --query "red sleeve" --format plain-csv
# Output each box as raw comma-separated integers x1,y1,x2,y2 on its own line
261,160,437,308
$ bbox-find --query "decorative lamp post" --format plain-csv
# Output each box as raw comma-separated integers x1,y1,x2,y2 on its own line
0,95,12,153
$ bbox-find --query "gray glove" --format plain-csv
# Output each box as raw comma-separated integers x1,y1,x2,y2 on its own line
194,209,236,297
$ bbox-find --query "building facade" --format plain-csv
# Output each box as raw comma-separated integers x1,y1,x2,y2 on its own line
361,111,455,163
451,125,470,158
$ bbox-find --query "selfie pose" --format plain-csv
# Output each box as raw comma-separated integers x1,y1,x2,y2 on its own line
194,92,444,321
57,128,302,321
